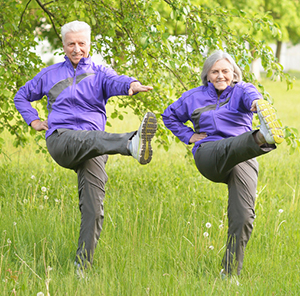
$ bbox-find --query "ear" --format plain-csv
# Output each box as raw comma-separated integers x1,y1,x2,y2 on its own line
233,73,238,82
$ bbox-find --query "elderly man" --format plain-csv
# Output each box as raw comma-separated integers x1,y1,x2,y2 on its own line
14,20,157,272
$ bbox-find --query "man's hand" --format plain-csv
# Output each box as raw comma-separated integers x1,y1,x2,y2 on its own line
128,81,153,96
189,132,207,143
31,119,48,131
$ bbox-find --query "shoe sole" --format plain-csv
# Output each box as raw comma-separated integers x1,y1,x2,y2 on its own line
256,100,284,144
138,112,157,164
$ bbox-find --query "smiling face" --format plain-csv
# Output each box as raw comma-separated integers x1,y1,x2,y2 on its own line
207,59,234,92
63,31,90,68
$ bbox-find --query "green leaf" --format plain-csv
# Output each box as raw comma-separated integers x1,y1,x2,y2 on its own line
266,69,273,78
231,9,240,16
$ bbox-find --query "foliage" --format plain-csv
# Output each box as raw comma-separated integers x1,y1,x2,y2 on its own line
210,0,300,61
0,0,299,154
0,0,44,152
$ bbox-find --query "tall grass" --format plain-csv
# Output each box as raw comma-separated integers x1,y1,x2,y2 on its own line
1,79,300,295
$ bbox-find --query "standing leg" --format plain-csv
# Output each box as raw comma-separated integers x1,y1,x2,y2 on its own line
193,132,268,275
45,113,157,270
222,158,258,275
75,155,108,267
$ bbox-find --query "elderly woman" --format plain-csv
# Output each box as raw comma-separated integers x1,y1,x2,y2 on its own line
162,50,284,276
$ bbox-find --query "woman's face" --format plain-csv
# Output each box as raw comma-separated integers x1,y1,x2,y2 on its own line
207,59,234,92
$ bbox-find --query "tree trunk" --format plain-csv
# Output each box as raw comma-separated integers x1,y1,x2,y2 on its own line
275,40,282,63
251,59,261,81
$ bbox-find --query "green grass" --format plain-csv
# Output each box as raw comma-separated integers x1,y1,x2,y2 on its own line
1,79,300,295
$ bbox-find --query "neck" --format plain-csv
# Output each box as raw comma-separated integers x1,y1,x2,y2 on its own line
216,89,224,97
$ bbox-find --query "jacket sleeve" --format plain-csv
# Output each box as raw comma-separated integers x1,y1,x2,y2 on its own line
240,82,262,111
14,71,46,126
161,96,195,145
99,66,137,99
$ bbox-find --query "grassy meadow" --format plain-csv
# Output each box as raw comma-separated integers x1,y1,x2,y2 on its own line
1,78,300,295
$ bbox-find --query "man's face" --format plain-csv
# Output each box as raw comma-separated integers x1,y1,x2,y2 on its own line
63,31,90,68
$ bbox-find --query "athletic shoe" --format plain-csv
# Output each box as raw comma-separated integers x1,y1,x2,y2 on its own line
220,269,240,286
256,100,284,144
220,269,227,280
129,112,157,165
75,262,85,280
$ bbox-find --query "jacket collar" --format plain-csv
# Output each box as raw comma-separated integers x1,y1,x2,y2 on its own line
207,82,233,98
64,55,92,70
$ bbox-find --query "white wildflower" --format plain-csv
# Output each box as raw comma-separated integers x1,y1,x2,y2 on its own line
219,223,224,229
47,266,53,272
41,187,47,192
13,222,17,226
44,195,49,200
7,239,11,244
31,175,36,180
279,209,283,213
203,232,209,237
55,199,60,203
37,292,44,296
206,222,212,229
39,205,44,210
209,245,214,250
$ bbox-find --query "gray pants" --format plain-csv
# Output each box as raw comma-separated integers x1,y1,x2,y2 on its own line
46,129,135,266
194,131,275,275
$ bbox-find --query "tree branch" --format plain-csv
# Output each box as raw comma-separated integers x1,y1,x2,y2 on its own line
148,53,188,91
18,0,33,28
35,0,61,41
98,0,123,18
44,1,55,5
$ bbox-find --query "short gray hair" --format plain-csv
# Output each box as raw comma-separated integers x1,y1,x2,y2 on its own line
201,50,242,86
61,20,91,45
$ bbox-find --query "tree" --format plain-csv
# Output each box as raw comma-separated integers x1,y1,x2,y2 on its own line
0,0,298,155
210,0,300,63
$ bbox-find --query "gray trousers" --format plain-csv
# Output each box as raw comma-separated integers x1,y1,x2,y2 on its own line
46,129,135,266
194,131,275,275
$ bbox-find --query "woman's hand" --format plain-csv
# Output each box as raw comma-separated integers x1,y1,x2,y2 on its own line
31,119,48,131
250,99,262,112
189,132,207,143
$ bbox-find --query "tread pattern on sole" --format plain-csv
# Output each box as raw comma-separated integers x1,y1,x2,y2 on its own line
256,100,284,144
138,112,157,165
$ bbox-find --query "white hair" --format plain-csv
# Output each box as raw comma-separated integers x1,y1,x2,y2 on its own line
61,20,91,44
201,50,242,86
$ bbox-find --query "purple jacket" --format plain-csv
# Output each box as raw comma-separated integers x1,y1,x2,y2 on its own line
162,81,262,156
14,56,136,138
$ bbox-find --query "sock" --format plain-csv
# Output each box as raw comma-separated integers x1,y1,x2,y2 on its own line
253,131,266,146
